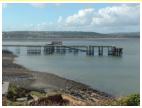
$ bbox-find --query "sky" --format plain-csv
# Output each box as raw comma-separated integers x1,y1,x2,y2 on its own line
2,3,140,33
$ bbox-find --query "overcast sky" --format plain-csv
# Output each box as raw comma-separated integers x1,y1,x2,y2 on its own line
2,3,140,33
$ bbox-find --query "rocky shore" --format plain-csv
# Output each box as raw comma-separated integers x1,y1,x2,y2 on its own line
2,50,114,106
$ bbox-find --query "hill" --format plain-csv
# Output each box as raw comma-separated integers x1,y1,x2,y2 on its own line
2,31,140,41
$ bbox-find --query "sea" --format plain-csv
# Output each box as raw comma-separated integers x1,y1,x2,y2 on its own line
3,38,140,96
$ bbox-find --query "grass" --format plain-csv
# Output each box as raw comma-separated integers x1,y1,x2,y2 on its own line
30,91,46,98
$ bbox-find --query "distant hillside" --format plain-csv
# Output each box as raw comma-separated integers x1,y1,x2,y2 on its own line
2,31,140,41
107,32,140,38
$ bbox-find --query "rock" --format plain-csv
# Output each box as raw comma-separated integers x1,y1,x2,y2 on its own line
79,90,84,94
27,94,33,100
29,94,69,106
85,90,92,95
16,97,27,101
31,95,38,101
2,82,9,95
47,94,63,103
90,97,99,102
2,96,7,106
70,91,84,99
91,93,96,97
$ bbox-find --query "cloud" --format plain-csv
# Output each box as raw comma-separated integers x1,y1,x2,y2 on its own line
64,4,140,28
5,4,139,33
30,3,47,8
20,4,140,33
65,8,94,26
91,4,139,26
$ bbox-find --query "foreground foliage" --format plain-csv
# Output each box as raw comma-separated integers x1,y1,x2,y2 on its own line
100,94,140,106
117,94,140,106
7,84,30,101
5,84,140,106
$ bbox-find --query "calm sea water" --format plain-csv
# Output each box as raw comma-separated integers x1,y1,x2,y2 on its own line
3,38,140,96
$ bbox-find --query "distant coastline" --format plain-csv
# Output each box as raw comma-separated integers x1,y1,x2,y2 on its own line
2,31,140,42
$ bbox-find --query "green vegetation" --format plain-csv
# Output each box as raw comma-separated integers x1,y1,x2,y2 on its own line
6,84,46,106
100,94,140,106
30,91,46,98
117,94,140,106
7,100,27,106
7,84,30,101
7,84,19,101
6,84,140,106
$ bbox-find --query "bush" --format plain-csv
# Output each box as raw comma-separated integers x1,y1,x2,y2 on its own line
7,84,30,101
117,94,140,106
7,85,18,101
99,94,140,106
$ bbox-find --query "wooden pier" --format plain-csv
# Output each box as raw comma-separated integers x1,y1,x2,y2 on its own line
3,44,123,57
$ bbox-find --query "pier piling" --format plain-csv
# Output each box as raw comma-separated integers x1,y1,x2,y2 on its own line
98,46,103,56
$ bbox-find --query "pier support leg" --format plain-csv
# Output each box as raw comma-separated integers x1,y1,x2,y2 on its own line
98,46,103,56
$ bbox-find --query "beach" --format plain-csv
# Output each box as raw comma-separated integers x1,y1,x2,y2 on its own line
2,50,113,105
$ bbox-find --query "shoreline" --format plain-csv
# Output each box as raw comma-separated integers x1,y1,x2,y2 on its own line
2,50,114,105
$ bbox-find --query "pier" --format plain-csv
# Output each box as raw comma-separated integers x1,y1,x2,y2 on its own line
3,44,123,57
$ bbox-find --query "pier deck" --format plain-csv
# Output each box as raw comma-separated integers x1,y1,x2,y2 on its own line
2,44,123,56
